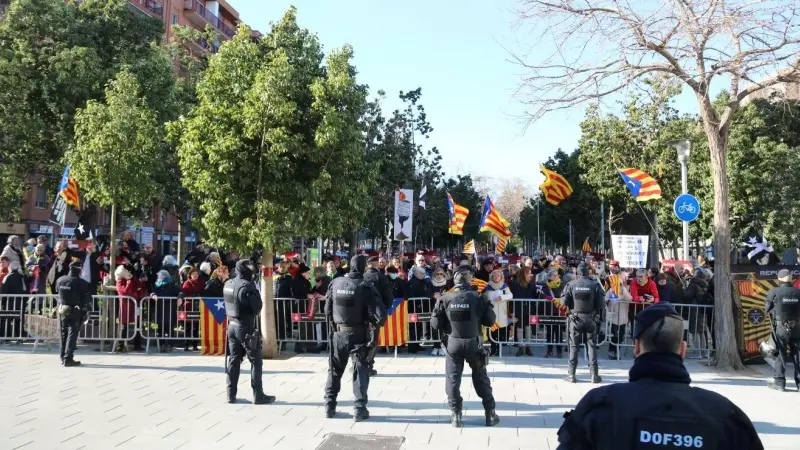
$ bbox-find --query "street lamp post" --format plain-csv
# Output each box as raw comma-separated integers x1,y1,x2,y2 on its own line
675,140,691,260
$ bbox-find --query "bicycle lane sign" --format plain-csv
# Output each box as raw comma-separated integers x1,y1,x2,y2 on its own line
674,193,700,222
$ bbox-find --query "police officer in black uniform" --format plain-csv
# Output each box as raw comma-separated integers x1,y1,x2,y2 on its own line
763,268,800,391
55,261,92,366
562,262,605,383
224,259,275,405
324,255,386,422
431,267,500,428
556,302,763,450
364,255,393,376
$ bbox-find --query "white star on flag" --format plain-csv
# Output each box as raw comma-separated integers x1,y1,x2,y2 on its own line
215,300,225,311
77,223,84,234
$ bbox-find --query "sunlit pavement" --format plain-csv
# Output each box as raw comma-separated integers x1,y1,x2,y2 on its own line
0,345,796,449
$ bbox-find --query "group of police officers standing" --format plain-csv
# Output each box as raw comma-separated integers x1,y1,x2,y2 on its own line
52,255,787,447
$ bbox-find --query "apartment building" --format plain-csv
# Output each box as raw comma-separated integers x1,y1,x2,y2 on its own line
2,0,246,250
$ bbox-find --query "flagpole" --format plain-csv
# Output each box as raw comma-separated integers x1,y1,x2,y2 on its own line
633,201,666,260
600,202,605,255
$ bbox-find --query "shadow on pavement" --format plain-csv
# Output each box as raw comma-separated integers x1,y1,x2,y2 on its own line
367,411,564,428
79,363,313,374
752,421,800,435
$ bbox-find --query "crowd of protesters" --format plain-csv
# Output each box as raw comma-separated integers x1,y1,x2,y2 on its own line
1,231,717,358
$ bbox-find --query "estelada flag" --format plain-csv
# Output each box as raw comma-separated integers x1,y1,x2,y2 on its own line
539,166,573,206
378,298,408,347
618,168,662,201
462,239,476,254
447,193,469,235
200,297,227,355
479,196,512,239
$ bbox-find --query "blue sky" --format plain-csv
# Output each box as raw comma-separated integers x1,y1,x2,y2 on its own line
230,0,588,184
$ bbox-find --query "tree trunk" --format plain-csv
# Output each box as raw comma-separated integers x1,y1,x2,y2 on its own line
177,221,183,265
109,204,117,284
349,229,358,259
260,243,278,358
704,126,743,370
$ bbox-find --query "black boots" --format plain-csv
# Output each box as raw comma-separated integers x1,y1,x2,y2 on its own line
564,371,576,383
63,359,81,367
226,392,236,404
253,393,276,405
451,410,463,428
768,378,786,391
591,367,602,384
354,409,370,422
325,405,336,418
485,410,500,427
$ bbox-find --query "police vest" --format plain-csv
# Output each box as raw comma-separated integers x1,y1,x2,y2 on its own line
445,290,480,338
571,280,597,314
56,276,83,307
607,381,726,450
772,286,800,322
331,276,368,326
224,278,253,320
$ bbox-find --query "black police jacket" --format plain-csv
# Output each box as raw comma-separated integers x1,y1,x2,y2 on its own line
55,275,92,309
364,268,393,308
223,277,262,323
431,285,495,339
324,272,386,328
765,282,800,322
556,352,763,450
563,277,605,314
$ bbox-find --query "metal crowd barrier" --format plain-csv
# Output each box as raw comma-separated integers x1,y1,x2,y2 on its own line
605,300,715,363
274,296,326,353
139,296,208,352
486,298,581,357
405,297,441,347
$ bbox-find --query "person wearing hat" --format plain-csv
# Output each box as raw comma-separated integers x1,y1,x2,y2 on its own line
763,269,800,391
431,266,500,428
562,262,605,383
556,303,763,450
292,264,315,354
54,260,93,366
324,255,386,422
475,257,494,282
364,255,393,375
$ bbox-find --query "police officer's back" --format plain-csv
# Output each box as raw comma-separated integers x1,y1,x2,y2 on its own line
223,259,275,405
323,255,386,422
562,263,605,383
55,261,92,366
431,267,500,428
556,303,763,450
763,268,800,391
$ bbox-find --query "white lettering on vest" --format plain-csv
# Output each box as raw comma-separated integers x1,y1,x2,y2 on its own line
336,290,355,295
574,287,591,291
450,304,469,308
639,431,704,448
781,298,799,303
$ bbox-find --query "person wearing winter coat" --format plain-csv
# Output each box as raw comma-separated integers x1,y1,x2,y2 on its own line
1,261,27,342
428,267,449,356
407,266,433,353
1,235,24,268
273,261,294,342
510,266,539,356
541,269,566,358
656,273,674,304
203,265,229,298
605,272,633,359
683,269,713,354
292,266,315,353
484,269,513,356
149,270,183,352
180,268,204,351
115,265,145,352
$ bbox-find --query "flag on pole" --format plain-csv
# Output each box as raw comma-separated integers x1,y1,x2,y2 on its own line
462,240,475,254
200,297,227,355
479,196,512,238
495,237,507,254
419,185,427,209
471,277,488,292
378,298,408,346
447,193,469,235
618,168,662,201
539,166,573,206
58,164,81,209
581,238,592,253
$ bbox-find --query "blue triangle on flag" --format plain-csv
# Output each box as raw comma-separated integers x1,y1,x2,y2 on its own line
386,298,404,316
201,297,227,324
618,171,642,198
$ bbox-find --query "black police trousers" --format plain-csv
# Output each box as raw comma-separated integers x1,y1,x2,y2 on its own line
444,337,495,412
567,314,598,372
59,308,82,362
324,330,370,411
366,325,378,371
226,321,263,397
773,326,800,385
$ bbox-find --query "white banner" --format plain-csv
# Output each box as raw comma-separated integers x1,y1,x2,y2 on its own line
393,189,413,241
611,235,649,268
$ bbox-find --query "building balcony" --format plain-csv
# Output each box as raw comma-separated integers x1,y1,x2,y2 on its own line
184,0,235,39
128,0,164,19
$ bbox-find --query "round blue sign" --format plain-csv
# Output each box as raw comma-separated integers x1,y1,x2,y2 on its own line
674,194,700,222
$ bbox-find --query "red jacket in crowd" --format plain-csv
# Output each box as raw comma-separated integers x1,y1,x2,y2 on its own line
116,277,144,324
630,278,660,303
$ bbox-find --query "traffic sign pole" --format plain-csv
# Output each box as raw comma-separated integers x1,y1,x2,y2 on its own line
680,157,689,260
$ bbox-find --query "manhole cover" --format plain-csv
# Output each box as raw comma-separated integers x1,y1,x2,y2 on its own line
316,433,405,450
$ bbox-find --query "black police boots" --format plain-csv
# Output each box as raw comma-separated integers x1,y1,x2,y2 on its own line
226,393,236,404
354,409,370,422
768,378,786,391
564,371,576,383
485,410,500,427
325,405,336,419
590,367,602,384
450,410,463,428
369,369,378,376
63,359,81,367
253,393,276,405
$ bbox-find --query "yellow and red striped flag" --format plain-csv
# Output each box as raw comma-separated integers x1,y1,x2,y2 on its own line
378,298,408,346
447,193,470,235
581,238,592,253
495,237,507,254
462,239,476,254
471,277,488,292
199,297,227,355
539,166,573,206
58,164,81,209
479,196,512,238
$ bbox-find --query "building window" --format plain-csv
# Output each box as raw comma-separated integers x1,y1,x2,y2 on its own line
104,208,111,226
172,12,179,25
35,186,47,209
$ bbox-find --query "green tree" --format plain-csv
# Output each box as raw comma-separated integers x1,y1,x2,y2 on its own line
172,8,372,357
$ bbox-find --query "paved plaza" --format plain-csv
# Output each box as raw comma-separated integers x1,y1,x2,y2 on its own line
0,345,797,450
